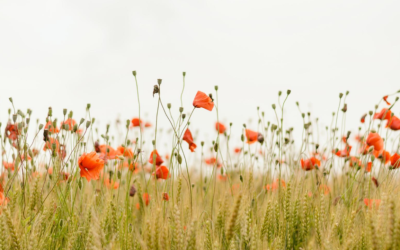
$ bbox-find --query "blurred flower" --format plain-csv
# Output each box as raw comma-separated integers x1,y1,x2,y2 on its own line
193,91,214,111
183,128,197,152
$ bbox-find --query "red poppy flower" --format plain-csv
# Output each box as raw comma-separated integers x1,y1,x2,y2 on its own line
193,91,214,111
373,108,391,120
319,185,330,195
366,132,384,153
364,198,381,209
43,138,60,152
144,122,152,128
153,166,170,180
217,174,227,181
215,122,226,134
2,161,15,171
360,114,367,124
205,157,216,165
365,162,372,172
78,152,105,182
383,95,391,105
334,145,352,157
99,145,119,160
149,150,163,166
342,136,347,143
5,123,18,141
183,128,197,152
117,146,134,158
163,192,169,201
271,179,286,191
245,129,258,144
300,157,320,171
104,178,119,189
0,192,10,207
234,147,241,154
60,118,76,131
349,157,362,168
131,118,142,128
379,150,391,164
386,116,400,131
45,121,59,133
143,193,150,206
390,153,400,169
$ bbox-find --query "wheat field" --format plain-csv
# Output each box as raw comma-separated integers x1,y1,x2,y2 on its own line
1,73,400,250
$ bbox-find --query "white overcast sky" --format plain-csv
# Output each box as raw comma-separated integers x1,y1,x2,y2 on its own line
1,0,400,148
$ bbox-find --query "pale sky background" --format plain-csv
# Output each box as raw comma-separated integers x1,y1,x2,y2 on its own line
1,0,400,153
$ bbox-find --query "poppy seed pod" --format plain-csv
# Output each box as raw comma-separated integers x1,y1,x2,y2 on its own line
339,93,343,98
63,109,67,116
287,89,291,95
43,129,49,142
87,103,91,110
9,97,13,103
167,103,171,109
257,133,264,144
48,107,53,117
341,104,347,113
129,185,137,197
86,121,91,128
157,79,162,85
182,114,186,119
12,114,17,122
182,72,186,76
179,107,184,113
153,85,160,97
278,91,282,96
132,71,136,76
39,124,44,130
272,104,276,110
215,86,218,91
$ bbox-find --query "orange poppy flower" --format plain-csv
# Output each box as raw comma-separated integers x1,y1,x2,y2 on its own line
366,132,384,153
117,146,134,158
349,157,362,168
205,157,216,165
245,129,258,144
365,162,373,172
373,108,391,120
60,118,76,131
342,136,347,143
0,192,10,207
234,147,241,154
143,193,150,206
45,121,60,133
78,152,105,182
2,161,15,171
43,138,60,152
163,192,169,201
301,157,320,171
183,128,197,152
153,166,170,180
193,91,214,111
104,178,120,189
386,116,400,131
360,114,367,123
5,123,19,141
383,95,391,105
131,118,142,128
319,184,330,195
144,122,152,128
271,179,286,191
390,153,400,169
148,150,163,166
379,150,391,164
99,145,119,160
334,145,352,157
136,203,140,210
217,174,227,181
215,122,226,134
364,198,381,209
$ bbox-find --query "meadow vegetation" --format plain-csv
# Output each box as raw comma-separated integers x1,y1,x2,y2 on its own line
1,72,400,249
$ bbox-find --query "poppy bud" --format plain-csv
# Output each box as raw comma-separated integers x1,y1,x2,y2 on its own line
63,109,67,116
272,104,276,109
153,85,160,97
12,114,17,122
182,114,186,119
278,91,282,96
371,155,375,161
257,133,264,144
214,143,218,152
9,97,13,103
215,85,218,91
87,103,91,110
396,97,399,101
179,107,184,113
201,141,204,146
43,129,49,142
183,72,186,76
64,124,69,131
167,103,171,109
86,121,91,128
132,71,137,76
129,185,136,197
346,91,349,95
177,154,182,164
339,93,343,98
92,118,95,123
341,104,347,113
301,113,305,118
157,79,162,85
39,124,44,130
287,89,291,95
